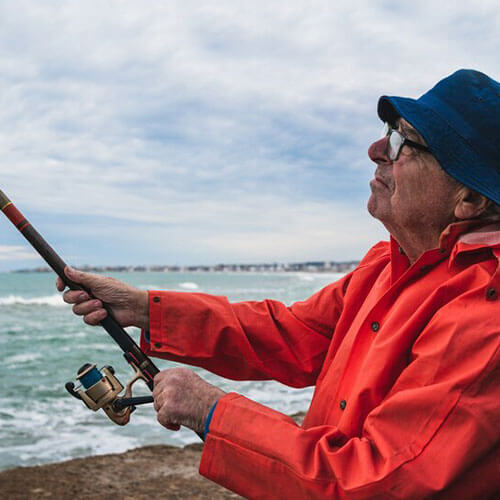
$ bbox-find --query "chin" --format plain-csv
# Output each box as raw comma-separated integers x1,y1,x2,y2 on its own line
367,194,378,218
367,195,390,224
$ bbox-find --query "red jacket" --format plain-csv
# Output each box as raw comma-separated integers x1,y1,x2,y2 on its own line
141,222,500,499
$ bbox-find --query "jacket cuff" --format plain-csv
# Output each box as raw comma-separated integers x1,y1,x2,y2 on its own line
199,393,301,482
139,290,165,354
149,290,164,346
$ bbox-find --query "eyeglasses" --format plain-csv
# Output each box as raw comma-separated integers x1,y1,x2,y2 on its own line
381,122,430,161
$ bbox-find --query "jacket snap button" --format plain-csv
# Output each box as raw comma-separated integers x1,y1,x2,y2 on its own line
153,296,160,303
486,288,497,300
154,342,162,348
371,321,380,332
339,399,347,410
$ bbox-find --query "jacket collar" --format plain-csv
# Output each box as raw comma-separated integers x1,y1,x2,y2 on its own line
389,217,500,282
439,217,500,253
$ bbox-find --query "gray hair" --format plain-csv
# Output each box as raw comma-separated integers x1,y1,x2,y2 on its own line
481,199,500,217
453,179,500,219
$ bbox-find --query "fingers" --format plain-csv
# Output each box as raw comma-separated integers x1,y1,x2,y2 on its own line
62,290,90,304
72,299,107,325
157,406,181,431
56,266,95,293
72,298,103,316
58,267,100,305
153,371,180,430
65,266,103,289
64,292,107,325
152,368,217,433
81,308,108,326
55,266,115,326
167,423,181,431
155,395,181,432
56,276,66,292
153,391,181,431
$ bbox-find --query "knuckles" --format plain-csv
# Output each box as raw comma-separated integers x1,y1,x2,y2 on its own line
152,367,217,433
153,368,198,414
168,367,193,383
154,367,193,385
64,290,86,304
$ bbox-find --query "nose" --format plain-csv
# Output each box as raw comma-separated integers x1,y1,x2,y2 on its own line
368,136,390,164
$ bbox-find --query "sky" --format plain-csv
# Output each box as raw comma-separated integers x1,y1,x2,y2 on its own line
0,1,498,271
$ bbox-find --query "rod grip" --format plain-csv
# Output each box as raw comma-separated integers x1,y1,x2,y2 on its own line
0,189,11,210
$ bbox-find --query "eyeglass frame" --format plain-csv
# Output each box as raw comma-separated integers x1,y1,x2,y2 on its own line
381,122,430,161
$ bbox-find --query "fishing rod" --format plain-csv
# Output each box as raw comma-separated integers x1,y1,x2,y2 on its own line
0,188,160,426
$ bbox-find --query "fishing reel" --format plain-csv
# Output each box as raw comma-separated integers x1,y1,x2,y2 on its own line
65,359,154,426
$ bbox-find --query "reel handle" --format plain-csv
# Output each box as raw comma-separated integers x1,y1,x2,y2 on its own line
65,381,82,400
113,396,154,410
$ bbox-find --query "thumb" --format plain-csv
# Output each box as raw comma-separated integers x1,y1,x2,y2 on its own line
65,266,101,288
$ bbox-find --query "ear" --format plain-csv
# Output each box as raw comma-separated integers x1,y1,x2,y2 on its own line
454,187,491,219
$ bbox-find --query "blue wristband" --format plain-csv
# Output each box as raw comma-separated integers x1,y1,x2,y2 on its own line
204,401,218,439
144,330,150,343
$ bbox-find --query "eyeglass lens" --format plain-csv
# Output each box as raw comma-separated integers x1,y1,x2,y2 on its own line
381,123,403,160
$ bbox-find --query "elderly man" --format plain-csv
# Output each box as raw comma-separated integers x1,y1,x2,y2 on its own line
57,69,499,499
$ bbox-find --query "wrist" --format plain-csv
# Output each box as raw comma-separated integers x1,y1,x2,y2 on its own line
204,401,219,438
200,389,225,433
135,290,150,330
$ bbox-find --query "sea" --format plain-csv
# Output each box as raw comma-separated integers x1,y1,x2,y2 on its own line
0,270,343,472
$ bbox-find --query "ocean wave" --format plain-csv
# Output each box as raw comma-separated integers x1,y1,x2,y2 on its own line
296,274,315,282
219,287,286,294
294,272,345,281
0,294,66,307
178,282,199,290
4,352,42,365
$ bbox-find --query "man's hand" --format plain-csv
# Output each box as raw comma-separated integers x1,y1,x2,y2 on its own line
55,266,149,329
153,367,226,435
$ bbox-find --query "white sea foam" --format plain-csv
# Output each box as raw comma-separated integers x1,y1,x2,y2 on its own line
5,352,42,365
295,272,345,282
296,273,315,282
178,282,199,290
0,294,66,307
137,284,161,290
219,287,286,294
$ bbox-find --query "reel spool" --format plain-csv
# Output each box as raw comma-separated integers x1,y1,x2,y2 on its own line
65,361,153,425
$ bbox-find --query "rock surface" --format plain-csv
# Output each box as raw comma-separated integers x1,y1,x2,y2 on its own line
0,443,240,499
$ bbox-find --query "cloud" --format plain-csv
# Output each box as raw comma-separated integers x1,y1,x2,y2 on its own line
0,245,38,261
0,1,498,270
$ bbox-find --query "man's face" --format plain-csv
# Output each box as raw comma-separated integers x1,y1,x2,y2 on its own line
367,118,459,240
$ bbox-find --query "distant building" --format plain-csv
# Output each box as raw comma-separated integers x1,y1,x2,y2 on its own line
15,259,360,274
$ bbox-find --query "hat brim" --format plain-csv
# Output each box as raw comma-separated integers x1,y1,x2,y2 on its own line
377,95,500,205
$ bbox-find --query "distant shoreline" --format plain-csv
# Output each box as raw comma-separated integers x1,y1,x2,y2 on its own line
11,261,359,274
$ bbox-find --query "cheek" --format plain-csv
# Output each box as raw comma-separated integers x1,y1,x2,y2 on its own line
390,166,424,212
391,168,410,202
392,163,454,218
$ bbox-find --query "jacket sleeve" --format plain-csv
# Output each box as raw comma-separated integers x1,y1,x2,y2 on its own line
140,271,353,387
198,307,500,499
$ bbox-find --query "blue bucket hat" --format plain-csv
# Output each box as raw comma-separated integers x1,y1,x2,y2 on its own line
378,69,500,205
